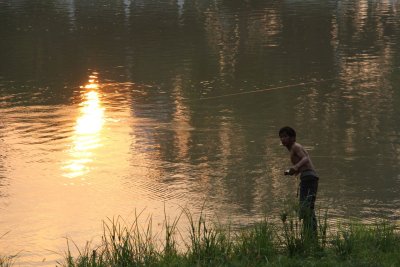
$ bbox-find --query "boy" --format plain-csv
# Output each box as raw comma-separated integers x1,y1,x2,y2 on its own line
279,126,319,234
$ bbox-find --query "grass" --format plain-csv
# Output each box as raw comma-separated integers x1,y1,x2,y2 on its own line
0,231,17,267
3,205,400,267
58,204,400,267
0,256,15,267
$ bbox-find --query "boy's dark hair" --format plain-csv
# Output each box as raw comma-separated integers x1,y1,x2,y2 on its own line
279,126,296,138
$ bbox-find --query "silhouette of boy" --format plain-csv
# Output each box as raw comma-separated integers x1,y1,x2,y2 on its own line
279,126,319,234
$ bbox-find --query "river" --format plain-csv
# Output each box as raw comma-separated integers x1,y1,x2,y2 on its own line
1,0,400,265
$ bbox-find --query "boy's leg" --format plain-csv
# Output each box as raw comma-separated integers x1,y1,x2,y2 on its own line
299,179,318,234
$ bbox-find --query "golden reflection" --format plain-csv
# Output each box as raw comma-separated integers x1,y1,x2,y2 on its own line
354,0,368,35
172,74,191,159
62,73,104,179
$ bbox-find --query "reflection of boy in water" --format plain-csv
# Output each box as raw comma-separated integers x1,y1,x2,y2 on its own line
279,126,319,234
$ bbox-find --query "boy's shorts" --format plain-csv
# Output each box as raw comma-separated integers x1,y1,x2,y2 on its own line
300,169,319,182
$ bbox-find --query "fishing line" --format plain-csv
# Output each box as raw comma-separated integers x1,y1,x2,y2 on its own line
187,77,337,102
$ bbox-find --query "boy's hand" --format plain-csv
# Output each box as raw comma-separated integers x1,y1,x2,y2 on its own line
284,168,297,176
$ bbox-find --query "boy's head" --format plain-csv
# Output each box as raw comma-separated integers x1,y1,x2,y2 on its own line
279,126,296,147
279,126,296,138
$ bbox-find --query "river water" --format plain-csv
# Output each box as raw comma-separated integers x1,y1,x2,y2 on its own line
1,0,400,265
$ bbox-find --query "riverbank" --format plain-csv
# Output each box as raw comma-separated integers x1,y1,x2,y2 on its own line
2,207,400,267
60,207,400,267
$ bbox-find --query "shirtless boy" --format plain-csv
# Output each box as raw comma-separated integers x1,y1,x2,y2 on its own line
279,126,319,233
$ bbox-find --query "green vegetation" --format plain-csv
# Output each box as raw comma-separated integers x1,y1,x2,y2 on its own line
0,231,17,267
3,205,400,267
0,256,15,267
58,205,400,267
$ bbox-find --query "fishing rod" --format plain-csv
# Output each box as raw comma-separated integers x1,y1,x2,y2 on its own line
187,77,337,102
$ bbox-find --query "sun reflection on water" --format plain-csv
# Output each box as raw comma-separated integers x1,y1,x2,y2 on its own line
62,73,105,179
